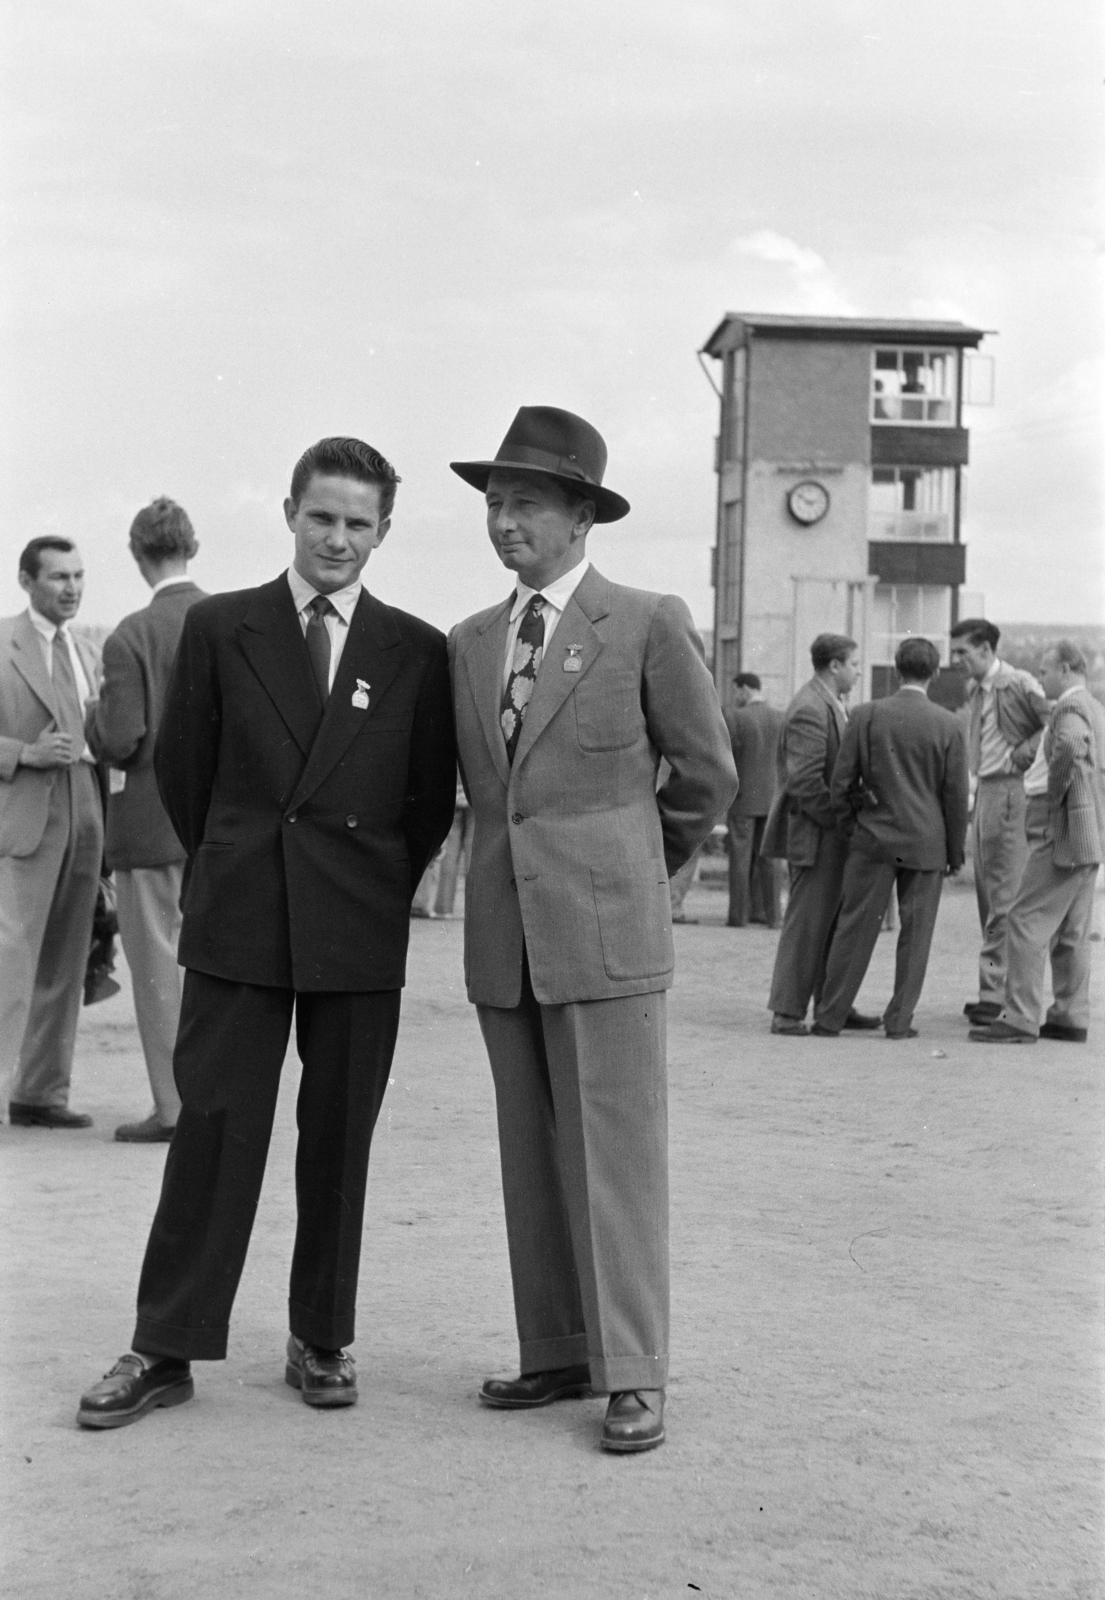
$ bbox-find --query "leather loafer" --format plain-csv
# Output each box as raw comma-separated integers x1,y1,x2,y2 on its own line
809,1022,841,1037
843,1010,882,1030
770,1014,808,1036
1039,1022,1088,1042
9,1102,92,1129
964,1000,1001,1022
77,1353,193,1429
601,1389,665,1453
115,1115,175,1143
885,1027,919,1040
480,1364,591,1409
285,1334,358,1407
968,1021,1036,1044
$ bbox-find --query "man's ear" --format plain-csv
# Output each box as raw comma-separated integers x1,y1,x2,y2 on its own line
17,568,32,596
283,496,298,532
373,519,391,549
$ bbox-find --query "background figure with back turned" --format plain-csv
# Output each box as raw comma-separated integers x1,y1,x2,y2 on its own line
950,618,1047,1025
725,671,784,928
448,406,736,1454
77,437,456,1431
85,498,205,1142
761,632,880,1036
970,640,1105,1046
0,538,102,1127
812,637,969,1039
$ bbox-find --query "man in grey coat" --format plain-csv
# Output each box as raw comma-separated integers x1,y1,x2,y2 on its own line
448,406,736,1454
970,640,1105,1045
725,672,784,927
86,498,205,1141
812,637,969,1038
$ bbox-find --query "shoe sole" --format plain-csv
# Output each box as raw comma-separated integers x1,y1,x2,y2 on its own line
76,1376,194,1430
600,1427,666,1453
285,1364,358,1407
479,1385,591,1410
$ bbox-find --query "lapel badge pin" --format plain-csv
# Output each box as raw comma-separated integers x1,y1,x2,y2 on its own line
351,679,370,710
563,645,582,674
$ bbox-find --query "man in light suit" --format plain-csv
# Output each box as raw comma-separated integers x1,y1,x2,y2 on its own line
762,633,880,1035
448,406,736,1454
725,671,785,927
812,637,969,1038
970,640,1105,1045
1,538,102,1127
85,497,206,1142
78,437,456,1428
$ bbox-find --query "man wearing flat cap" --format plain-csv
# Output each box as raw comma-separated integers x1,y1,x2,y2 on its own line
448,406,736,1452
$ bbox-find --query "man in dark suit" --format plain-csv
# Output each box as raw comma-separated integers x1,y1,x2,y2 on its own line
762,633,880,1035
78,437,456,1428
812,637,969,1038
449,406,736,1453
86,498,205,1142
725,672,784,927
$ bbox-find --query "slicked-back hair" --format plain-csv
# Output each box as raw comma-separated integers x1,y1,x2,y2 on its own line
810,633,857,672
1043,639,1088,676
895,636,941,681
733,672,762,690
19,536,76,579
950,617,1000,652
129,497,198,561
289,437,401,520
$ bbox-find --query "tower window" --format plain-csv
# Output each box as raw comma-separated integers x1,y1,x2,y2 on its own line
872,348,957,425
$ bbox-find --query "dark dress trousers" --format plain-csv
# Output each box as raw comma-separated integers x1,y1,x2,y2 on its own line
815,687,969,1033
725,699,785,926
762,678,850,1019
133,576,456,1360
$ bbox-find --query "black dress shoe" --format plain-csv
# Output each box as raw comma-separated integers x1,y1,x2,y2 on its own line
9,1103,92,1129
770,1014,808,1036
843,1010,882,1030
601,1389,665,1453
77,1353,193,1429
964,1001,1001,1022
114,1115,175,1143
285,1335,358,1407
809,1022,841,1037
1039,1022,1088,1042
480,1364,591,1409
885,1027,919,1039
969,1021,1036,1044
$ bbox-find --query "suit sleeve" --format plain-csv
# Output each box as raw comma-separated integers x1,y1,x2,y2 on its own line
86,630,146,766
942,721,970,870
829,713,862,832
1009,673,1049,772
1047,706,1089,806
153,605,221,857
403,633,457,885
642,594,738,876
786,698,839,833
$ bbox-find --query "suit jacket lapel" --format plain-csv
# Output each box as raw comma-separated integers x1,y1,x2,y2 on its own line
287,589,405,811
10,612,60,720
237,576,322,757
513,567,610,770
462,594,514,788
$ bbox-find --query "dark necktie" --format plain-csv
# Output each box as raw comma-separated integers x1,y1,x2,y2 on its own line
501,597,546,765
305,595,335,703
52,628,86,756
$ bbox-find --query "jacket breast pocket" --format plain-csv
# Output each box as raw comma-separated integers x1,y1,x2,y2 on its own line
574,671,642,752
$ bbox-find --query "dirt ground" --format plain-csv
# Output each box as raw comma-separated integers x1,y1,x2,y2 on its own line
2,873,1102,1600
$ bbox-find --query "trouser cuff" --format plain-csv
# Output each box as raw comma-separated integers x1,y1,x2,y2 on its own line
132,1318,226,1361
588,1353,668,1395
518,1333,589,1375
289,1298,354,1351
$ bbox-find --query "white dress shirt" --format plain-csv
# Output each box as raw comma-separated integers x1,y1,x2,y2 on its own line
28,606,95,762
150,575,195,597
502,558,590,689
286,566,363,692
1023,685,1076,798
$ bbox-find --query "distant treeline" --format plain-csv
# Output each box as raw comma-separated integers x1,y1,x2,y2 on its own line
997,623,1105,704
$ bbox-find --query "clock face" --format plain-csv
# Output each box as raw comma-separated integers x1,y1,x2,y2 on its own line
787,480,830,525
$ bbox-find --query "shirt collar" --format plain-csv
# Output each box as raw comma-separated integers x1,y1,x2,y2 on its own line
900,683,929,694
982,656,1002,688
28,605,66,642
286,565,362,626
510,558,590,623
1057,683,1082,703
151,575,193,596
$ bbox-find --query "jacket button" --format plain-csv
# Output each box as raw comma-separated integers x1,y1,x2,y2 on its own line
511,812,523,824
346,815,358,829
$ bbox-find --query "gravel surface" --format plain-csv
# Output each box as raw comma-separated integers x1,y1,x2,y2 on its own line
2,873,1102,1599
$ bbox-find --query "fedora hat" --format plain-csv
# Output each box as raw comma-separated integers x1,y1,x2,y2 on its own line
450,406,630,523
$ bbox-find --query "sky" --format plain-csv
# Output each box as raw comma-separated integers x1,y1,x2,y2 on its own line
1,0,1102,631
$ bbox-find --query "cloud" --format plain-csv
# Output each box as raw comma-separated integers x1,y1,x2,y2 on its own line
728,230,858,316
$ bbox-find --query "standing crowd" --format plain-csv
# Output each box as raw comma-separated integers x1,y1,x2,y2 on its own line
1,409,1101,1460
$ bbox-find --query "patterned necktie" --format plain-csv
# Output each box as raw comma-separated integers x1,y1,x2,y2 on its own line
305,595,334,703
52,628,86,757
501,597,546,765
